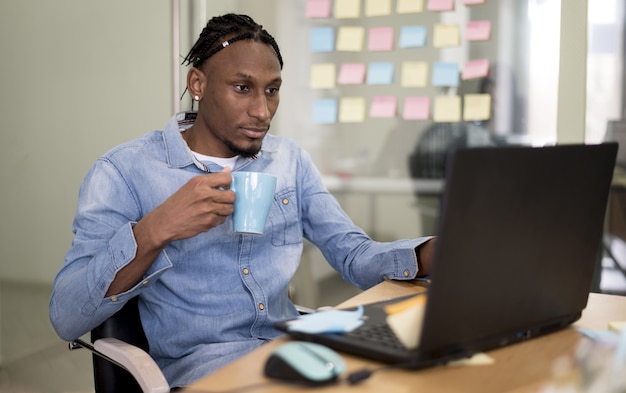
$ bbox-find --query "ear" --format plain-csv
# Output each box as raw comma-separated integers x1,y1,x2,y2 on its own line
187,67,206,100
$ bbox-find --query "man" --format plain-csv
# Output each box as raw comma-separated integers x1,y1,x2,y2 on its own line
50,14,434,388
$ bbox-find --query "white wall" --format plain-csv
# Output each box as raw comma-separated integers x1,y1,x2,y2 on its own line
0,1,173,283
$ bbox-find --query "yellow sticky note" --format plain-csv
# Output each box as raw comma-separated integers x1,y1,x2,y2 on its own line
336,26,365,51
310,63,336,89
334,0,361,18
433,95,461,122
463,94,491,121
448,353,495,367
401,61,428,87
385,295,427,349
397,0,424,13
365,0,392,16
339,97,366,123
433,24,460,48
609,321,626,332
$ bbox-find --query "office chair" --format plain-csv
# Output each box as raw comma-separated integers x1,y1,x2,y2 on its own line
69,296,170,393
69,296,315,393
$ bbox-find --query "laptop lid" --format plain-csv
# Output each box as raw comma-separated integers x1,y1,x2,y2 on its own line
280,143,617,366
418,142,617,359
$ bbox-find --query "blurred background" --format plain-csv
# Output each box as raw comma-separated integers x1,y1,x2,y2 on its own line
1,0,625,391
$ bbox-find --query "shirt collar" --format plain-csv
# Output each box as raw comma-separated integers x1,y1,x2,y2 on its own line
162,111,278,171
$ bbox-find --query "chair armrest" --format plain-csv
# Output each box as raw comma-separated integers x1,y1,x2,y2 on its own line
92,338,169,393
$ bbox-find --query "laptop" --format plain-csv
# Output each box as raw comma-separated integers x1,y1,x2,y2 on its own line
277,142,618,369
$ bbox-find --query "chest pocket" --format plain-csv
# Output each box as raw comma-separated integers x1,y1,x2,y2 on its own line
270,188,302,246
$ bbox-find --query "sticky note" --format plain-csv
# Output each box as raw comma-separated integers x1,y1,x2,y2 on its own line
313,99,338,124
427,0,454,12
433,24,460,48
369,96,397,118
403,96,430,120
288,306,364,334
461,0,486,5
365,0,392,16
466,20,491,41
334,0,361,18
339,97,367,123
366,62,394,85
336,26,365,51
608,321,626,333
448,353,495,367
401,61,428,87
399,26,427,48
310,63,336,89
368,27,394,51
461,58,489,80
432,62,459,87
385,295,427,349
310,27,335,52
397,0,424,13
463,94,491,121
338,63,367,84
433,95,461,122
305,0,332,18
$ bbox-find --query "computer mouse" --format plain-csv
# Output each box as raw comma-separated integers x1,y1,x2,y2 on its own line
264,341,346,385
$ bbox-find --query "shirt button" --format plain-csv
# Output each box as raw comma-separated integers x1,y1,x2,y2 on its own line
242,267,249,275
403,269,410,277
282,198,289,205
259,303,265,311
111,296,118,302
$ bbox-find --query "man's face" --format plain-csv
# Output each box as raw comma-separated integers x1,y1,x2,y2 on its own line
195,40,282,158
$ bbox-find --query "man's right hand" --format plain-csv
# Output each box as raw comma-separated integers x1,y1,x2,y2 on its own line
105,168,235,296
139,167,235,246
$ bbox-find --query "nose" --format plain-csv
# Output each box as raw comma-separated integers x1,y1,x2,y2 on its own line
248,92,271,122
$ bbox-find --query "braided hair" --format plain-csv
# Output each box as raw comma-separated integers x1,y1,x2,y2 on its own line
182,13,284,70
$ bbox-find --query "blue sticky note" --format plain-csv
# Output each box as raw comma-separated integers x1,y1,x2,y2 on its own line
287,306,364,334
432,62,459,87
310,27,335,52
313,99,338,123
399,26,427,48
366,62,394,85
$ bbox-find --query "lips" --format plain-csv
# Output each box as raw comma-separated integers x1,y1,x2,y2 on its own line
241,127,268,139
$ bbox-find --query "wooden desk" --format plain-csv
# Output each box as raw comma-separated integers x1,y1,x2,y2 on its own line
183,281,626,393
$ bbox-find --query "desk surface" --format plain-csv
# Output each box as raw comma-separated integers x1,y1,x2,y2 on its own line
183,281,626,393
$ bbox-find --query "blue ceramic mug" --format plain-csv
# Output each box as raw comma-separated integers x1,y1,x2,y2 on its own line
231,172,277,234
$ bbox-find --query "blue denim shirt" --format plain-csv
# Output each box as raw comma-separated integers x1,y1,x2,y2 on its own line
50,112,431,387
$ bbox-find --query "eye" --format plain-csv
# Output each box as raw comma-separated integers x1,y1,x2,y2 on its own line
235,84,250,92
266,87,280,95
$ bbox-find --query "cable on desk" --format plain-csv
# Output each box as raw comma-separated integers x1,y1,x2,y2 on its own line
345,359,424,385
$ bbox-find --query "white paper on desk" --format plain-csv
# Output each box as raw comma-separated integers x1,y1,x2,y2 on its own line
385,295,427,350
287,305,364,334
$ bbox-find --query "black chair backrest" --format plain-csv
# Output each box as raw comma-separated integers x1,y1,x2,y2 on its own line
91,296,149,393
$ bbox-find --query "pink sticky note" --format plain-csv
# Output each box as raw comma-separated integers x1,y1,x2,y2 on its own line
403,96,430,120
338,63,367,84
427,0,454,12
465,20,491,41
370,96,397,118
462,59,490,80
306,0,332,18
368,27,394,51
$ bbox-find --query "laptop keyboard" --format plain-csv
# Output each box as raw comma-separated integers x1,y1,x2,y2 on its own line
346,322,407,351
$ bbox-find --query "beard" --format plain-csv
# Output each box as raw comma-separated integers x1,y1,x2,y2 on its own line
223,137,262,158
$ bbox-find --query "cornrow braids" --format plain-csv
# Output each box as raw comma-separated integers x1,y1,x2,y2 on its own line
182,13,284,70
